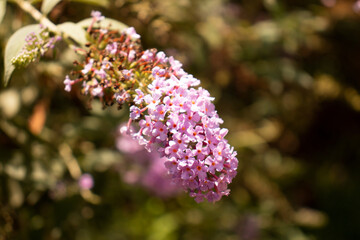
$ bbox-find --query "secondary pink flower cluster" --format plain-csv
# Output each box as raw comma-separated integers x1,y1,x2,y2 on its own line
12,25,61,68
116,125,181,198
126,53,238,203
64,12,238,202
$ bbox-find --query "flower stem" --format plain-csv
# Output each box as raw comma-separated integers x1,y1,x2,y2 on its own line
14,0,59,34
13,0,82,48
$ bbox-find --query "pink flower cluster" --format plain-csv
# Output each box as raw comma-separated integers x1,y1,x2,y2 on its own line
127,51,238,203
63,12,141,99
63,12,238,202
12,26,61,68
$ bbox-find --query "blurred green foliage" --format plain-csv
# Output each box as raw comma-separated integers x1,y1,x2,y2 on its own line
1,0,360,239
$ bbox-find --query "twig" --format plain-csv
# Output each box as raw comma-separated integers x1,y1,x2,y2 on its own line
58,143,102,204
13,0,82,48
58,143,82,179
14,0,59,34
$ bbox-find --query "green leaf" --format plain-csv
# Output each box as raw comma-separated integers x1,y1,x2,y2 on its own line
57,22,88,46
41,0,61,15
3,24,41,86
70,0,110,8
0,0,6,24
77,17,128,33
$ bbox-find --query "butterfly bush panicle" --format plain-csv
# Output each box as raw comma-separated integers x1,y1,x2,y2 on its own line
12,26,61,68
64,12,238,203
